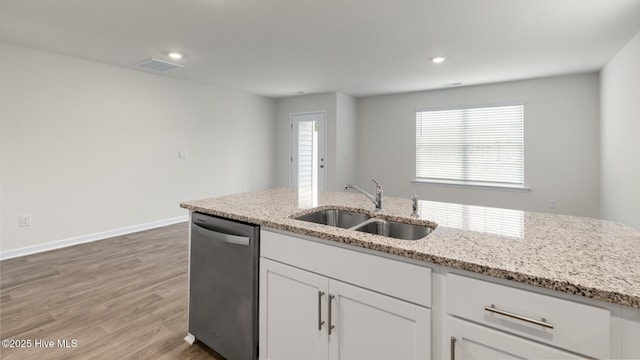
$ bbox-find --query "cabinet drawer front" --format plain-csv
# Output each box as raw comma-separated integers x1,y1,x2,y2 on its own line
261,230,431,307
448,316,583,359
447,273,610,359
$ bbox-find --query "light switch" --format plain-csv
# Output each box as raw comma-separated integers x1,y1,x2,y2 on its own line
19,215,32,227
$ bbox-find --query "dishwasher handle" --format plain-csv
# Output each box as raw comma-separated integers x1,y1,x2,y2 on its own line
193,223,251,246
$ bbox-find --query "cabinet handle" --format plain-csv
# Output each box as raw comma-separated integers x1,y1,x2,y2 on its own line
328,294,335,335
318,291,325,331
484,304,554,329
450,336,456,360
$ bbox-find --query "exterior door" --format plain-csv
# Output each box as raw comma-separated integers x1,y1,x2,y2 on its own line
290,111,327,207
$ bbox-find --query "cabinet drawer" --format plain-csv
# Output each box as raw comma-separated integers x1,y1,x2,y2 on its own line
447,273,610,359
261,229,431,307
447,316,583,359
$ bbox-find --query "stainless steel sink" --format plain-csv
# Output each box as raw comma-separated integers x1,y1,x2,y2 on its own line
351,218,434,240
293,207,435,240
294,209,371,228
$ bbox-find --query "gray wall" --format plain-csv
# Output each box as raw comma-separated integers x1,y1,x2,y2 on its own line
600,31,640,230
0,42,277,253
355,74,601,217
334,93,358,189
5,30,638,256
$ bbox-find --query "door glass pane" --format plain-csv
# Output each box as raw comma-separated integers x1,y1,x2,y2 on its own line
297,120,318,207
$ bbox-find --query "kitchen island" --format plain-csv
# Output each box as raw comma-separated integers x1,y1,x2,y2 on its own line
181,188,640,308
181,188,640,359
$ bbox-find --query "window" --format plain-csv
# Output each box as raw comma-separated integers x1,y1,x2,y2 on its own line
415,103,524,188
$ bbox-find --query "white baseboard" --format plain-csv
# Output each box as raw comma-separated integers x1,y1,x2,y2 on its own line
0,216,189,261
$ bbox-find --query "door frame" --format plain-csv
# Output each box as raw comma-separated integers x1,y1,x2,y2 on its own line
289,110,328,191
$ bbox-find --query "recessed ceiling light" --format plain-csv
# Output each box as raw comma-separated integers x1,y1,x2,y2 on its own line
168,52,183,60
431,56,446,64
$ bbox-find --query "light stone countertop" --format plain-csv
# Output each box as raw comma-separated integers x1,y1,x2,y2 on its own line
180,188,640,309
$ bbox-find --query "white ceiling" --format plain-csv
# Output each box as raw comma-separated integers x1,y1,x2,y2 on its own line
1,0,639,98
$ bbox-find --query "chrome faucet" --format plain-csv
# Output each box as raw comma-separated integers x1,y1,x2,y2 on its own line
345,178,384,212
411,195,419,217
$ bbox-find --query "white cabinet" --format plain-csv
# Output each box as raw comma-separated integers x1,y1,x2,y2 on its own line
260,229,431,307
328,279,430,360
622,306,640,358
260,258,430,360
446,273,610,359
447,317,582,359
259,229,432,360
259,228,640,359
259,259,327,360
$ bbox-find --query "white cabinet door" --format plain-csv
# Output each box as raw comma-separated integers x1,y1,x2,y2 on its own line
447,273,610,358
260,258,329,360
622,306,640,359
261,257,431,360
447,317,582,360
329,280,431,360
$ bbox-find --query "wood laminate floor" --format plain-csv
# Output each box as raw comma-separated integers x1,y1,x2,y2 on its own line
0,222,224,360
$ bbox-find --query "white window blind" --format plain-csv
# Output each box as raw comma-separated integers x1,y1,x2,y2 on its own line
297,120,315,192
416,103,524,187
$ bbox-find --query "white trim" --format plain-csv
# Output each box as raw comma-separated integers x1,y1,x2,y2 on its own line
412,178,531,192
0,215,188,261
185,211,193,332
415,100,526,113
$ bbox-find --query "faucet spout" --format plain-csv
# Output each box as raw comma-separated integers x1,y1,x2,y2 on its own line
411,195,419,217
345,178,384,212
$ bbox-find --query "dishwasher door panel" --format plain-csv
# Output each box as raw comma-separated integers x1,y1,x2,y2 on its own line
189,213,259,360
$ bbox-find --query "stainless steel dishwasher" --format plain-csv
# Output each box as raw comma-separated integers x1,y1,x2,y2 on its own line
187,212,259,360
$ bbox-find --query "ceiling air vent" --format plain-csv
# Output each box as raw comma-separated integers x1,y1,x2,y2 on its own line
134,58,183,72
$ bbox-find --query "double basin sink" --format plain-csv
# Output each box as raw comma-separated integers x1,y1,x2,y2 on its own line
293,208,435,240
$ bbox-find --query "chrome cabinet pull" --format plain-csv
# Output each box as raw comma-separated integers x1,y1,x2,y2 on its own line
450,336,456,360
328,294,335,335
484,304,554,329
318,291,325,331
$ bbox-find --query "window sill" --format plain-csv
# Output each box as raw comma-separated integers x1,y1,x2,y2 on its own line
412,179,531,192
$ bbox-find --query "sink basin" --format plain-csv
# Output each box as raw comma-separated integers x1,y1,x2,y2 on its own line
294,207,435,240
294,209,371,228
352,218,434,240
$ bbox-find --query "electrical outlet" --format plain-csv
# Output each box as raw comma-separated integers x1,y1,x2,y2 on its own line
19,215,32,227
178,150,189,159
548,200,557,210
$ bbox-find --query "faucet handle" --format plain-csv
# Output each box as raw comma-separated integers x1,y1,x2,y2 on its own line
370,178,383,211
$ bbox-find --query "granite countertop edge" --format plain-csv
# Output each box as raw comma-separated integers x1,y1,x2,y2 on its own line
180,190,640,309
